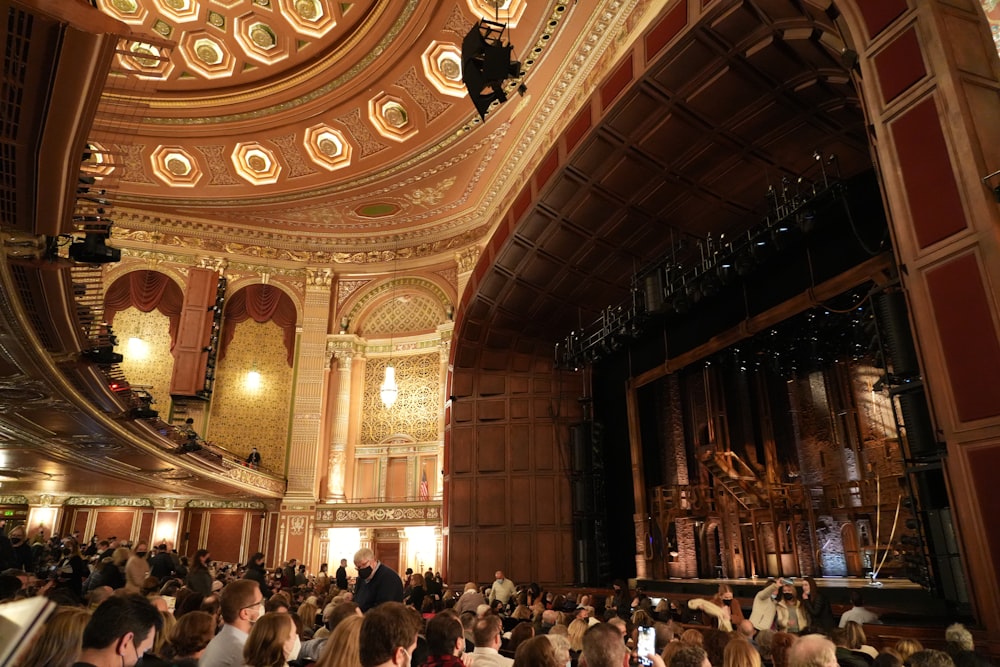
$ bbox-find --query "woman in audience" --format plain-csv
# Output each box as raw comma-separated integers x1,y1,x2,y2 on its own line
244,612,300,667
514,635,563,667
407,572,427,611
14,606,90,667
315,613,362,667
704,629,733,667
153,609,176,657
800,578,834,632
895,639,924,664
87,546,129,592
844,621,878,659
159,610,216,665
770,633,798,667
774,584,808,634
297,600,319,637
567,617,589,654
55,537,88,600
185,549,213,596
681,629,705,647
725,637,763,667
508,621,536,656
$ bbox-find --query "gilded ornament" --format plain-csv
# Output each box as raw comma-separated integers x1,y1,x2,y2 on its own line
111,0,138,12
208,12,225,28
164,0,185,9
153,20,173,37
250,24,277,49
195,43,221,64
295,0,319,20
318,138,339,157
383,104,408,128
439,57,461,80
130,44,159,69
166,157,190,175
247,154,268,172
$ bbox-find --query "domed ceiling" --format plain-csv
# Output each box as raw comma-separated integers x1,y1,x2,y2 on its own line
90,0,615,265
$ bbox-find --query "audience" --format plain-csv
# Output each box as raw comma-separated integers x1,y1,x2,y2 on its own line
75,594,163,667
315,613,363,667
788,635,837,667
12,605,90,667
243,611,299,667
201,579,264,667
160,610,216,665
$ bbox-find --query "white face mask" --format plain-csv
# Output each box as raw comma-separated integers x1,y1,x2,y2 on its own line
285,635,302,662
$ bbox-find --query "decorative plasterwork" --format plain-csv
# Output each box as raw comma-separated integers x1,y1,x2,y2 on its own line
64,496,155,507
83,142,116,178
303,124,353,171
150,146,203,187
156,0,200,23
465,0,527,28
178,31,236,78
187,499,268,509
277,0,336,38
316,503,441,524
232,142,282,184
118,42,174,79
98,0,149,24
235,14,290,65
422,41,465,97
0,495,29,505
368,92,417,141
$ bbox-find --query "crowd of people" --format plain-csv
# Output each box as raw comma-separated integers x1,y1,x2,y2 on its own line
0,526,994,667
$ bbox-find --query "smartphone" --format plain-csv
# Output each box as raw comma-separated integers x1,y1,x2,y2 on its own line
637,626,655,667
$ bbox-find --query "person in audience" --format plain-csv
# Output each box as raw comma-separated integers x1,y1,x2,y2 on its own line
690,584,745,632
159,610,216,665
894,639,923,664
771,633,798,667
830,628,871,667
670,645,711,667
680,629,704,647
149,544,175,581
775,583,808,635
315,613,363,667
152,609,176,658
568,618,590,655
244,552,273,599
73,594,163,667
907,651,956,667
300,600,363,662
456,581,488,615
842,623,877,660
489,571,518,607
186,548,213,596
336,558,350,591
653,623,674,655
788,635,837,667
509,622,537,656
543,633,571,667
580,622,629,667
466,613,514,667
800,579,834,632
359,601,423,667
407,572,427,611
726,637,763,667
943,624,989,667
513,635,563,667
737,620,757,647
55,536,88,601
838,592,879,628
87,546,129,592
243,612,299,667
872,653,902,667
201,579,265,667
751,580,782,632
705,629,734,667
13,605,90,667
353,547,404,612
124,541,150,594
426,611,467,667
298,600,319,636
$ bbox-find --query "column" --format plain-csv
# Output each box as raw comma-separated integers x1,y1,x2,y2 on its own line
455,245,480,303
326,338,357,501
437,323,453,498
285,267,333,500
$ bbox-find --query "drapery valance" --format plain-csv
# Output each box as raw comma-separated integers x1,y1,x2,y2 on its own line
219,284,297,366
103,270,183,349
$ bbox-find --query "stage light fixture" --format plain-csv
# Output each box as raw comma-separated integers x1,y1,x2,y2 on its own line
461,18,525,120
68,232,121,264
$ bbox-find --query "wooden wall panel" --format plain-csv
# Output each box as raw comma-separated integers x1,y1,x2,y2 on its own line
475,532,507,582
478,425,506,472
205,512,248,565
137,510,154,545
170,267,219,396
510,425,530,471
451,478,472,527
511,477,532,526
477,479,506,527
92,508,139,543
184,511,204,556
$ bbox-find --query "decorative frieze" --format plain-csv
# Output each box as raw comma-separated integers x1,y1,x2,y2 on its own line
187,499,267,509
316,503,441,524
64,496,154,507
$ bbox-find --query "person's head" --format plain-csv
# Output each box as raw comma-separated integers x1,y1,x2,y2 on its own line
427,611,465,656
738,620,755,640
509,621,535,653
133,541,148,558
565,617,588,652
192,548,210,569
14,606,90,667
411,572,425,588
244,612,298,667
843,621,867,650
61,536,81,558
895,638,924,662
670,645,711,667
608,617,627,638
873,652,903,667
944,624,974,652
680,629,704,646
354,547,376,579
328,600,363,631
7,524,25,546
220,579,264,627
341,558,348,567
249,551,266,568
316,614,363,667
473,613,504,649
514,635,563,667
80,594,163,667
787,634,837,667
359,601,422,667
495,570,505,582
780,584,798,603
771,633,798,667
580,622,629,667
849,590,864,608
164,610,215,659
908,651,955,667
704,629,733,667
803,578,818,597
725,638,762,667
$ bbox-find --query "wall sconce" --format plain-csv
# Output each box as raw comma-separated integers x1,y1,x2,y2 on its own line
246,368,262,391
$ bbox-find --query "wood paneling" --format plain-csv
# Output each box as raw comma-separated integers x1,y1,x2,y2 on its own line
170,267,218,396
386,457,407,501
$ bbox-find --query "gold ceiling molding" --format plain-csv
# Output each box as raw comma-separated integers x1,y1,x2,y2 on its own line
337,279,372,307
109,1,417,118
64,496,154,507
186,498,268,510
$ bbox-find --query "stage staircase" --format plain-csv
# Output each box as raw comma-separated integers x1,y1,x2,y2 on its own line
699,449,766,510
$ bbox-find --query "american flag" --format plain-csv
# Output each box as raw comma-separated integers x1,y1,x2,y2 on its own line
418,469,430,501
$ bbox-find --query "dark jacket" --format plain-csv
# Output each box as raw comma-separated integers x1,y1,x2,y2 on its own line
803,591,835,631
355,562,404,611
335,565,349,590
243,562,273,598
149,551,175,580
186,566,213,596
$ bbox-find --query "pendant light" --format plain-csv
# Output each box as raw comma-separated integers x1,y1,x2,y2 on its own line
380,239,399,407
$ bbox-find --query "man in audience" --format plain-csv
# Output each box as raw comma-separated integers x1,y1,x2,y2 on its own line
354,546,404,611
201,579,265,667
300,600,363,662
455,581,487,615
908,651,956,667
336,557,349,591
488,570,517,607
535,609,558,635
426,611,467,667
465,614,513,667
838,591,880,627
360,601,423,667
74,593,162,667
788,634,838,667
581,622,630,667
670,645,711,667
148,543,175,580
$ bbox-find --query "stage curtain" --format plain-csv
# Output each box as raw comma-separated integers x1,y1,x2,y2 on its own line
218,284,297,366
103,270,183,349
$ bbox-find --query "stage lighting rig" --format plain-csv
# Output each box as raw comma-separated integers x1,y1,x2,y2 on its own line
462,18,526,120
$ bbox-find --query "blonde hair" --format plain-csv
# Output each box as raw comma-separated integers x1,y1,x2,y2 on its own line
154,610,176,655
895,639,924,662
567,618,589,652
725,637,762,667
315,614,362,667
298,602,319,632
14,606,90,667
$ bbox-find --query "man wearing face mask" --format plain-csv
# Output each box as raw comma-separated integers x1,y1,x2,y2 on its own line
124,541,150,594
487,570,516,608
201,579,266,667
72,593,163,667
353,546,404,612
360,601,423,667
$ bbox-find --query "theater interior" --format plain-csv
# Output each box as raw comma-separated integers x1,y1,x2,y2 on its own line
1,0,999,654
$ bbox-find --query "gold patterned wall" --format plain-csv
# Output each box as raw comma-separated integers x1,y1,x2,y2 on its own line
208,319,294,471
361,294,445,335
111,308,174,409
362,352,440,444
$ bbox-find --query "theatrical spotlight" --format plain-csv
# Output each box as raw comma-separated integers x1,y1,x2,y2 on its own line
68,232,121,264
462,18,525,120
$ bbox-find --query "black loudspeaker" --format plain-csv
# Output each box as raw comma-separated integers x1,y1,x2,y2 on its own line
897,389,939,457
872,290,920,378
643,271,666,314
